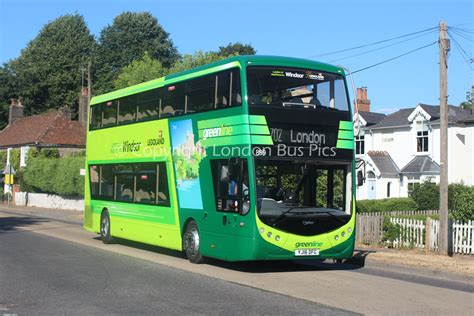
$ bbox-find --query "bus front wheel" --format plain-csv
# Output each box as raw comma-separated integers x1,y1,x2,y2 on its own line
183,220,206,264
100,210,114,244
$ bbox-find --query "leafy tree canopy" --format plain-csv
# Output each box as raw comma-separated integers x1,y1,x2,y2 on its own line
8,14,96,118
99,12,178,74
459,89,472,109
168,51,229,74
114,52,166,89
0,66,17,129
217,42,256,56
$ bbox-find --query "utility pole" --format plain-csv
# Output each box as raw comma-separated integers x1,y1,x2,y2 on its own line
439,21,450,256
87,61,92,106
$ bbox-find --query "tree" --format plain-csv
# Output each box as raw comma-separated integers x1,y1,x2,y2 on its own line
98,11,178,91
168,51,228,74
217,42,256,56
7,14,97,118
0,66,17,129
114,52,167,89
459,89,472,109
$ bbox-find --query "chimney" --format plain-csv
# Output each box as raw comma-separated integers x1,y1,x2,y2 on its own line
58,105,72,120
354,87,371,112
8,98,24,125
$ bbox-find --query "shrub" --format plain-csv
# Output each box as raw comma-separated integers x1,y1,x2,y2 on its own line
382,217,401,248
410,181,439,210
449,184,474,221
411,181,474,221
356,197,418,213
22,156,85,196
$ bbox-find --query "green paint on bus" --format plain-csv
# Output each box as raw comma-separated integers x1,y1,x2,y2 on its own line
84,55,356,263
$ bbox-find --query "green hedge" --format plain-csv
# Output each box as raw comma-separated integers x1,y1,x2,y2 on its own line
411,182,474,221
22,156,85,196
356,198,418,213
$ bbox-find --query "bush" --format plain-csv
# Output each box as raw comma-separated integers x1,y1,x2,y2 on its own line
382,216,401,248
356,198,418,213
411,181,474,221
449,184,474,221
410,181,439,210
22,156,85,196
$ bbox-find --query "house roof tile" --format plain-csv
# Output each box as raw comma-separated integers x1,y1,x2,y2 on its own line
367,151,400,176
0,110,85,148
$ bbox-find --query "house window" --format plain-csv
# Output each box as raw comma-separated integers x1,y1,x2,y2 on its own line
387,182,391,198
416,120,429,152
355,130,365,155
407,180,420,196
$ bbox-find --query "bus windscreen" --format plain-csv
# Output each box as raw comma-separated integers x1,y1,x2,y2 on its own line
247,67,349,112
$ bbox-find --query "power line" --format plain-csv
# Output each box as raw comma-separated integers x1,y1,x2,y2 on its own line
448,30,473,60
328,30,437,63
350,41,437,74
449,29,473,42
306,26,437,59
450,27,474,34
447,30,473,70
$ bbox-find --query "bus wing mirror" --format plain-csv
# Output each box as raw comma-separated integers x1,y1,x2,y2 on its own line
357,170,364,186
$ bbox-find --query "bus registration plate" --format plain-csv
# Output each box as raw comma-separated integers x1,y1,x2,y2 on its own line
295,249,320,256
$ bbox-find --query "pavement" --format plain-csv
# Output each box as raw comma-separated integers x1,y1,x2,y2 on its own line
0,204,473,315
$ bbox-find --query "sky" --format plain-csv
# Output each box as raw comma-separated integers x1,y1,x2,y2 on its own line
0,0,472,114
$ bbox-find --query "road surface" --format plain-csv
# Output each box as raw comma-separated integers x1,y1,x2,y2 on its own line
0,210,472,315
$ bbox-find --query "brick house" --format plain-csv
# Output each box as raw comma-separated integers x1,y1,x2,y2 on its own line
0,99,86,168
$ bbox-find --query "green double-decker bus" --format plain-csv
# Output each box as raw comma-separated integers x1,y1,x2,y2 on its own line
84,55,356,263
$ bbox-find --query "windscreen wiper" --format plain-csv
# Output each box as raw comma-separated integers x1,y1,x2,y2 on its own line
315,211,347,224
272,206,306,226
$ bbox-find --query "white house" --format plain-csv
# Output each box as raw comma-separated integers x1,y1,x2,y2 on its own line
354,103,474,200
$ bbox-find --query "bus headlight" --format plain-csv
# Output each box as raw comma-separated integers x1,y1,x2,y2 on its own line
334,235,339,241
348,227,352,233
341,231,346,237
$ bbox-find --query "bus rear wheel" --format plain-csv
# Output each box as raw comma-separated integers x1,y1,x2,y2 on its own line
183,220,206,264
100,210,114,244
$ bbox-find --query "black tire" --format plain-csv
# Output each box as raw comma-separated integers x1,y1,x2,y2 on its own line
100,210,114,244
183,220,206,264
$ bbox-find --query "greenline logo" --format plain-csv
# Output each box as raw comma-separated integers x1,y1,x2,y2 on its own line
295,241,323,248
202,124,233,140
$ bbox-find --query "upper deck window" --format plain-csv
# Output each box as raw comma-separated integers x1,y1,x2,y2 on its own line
247,67,349,112
89,68,242,131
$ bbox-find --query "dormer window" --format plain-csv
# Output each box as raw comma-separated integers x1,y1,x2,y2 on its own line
355,129,365,155
416,120,429,152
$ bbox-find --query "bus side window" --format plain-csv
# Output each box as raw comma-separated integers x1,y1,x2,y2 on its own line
138,89,160,121
100,164,114,200
186,74,215,113
118,95,137,125
230,69,242,106
102,100,118,127
157,162,170,206
134,163,157,204
89,165,100,198
90,104,102,130
115,164,134,202
162,83,185,117
216,71,230,109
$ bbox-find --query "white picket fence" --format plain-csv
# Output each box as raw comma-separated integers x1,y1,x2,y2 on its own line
389,218,425,248
428,220,474,254
387,217,474,254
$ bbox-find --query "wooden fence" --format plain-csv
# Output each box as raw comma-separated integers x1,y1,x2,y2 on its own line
356,213,474,255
